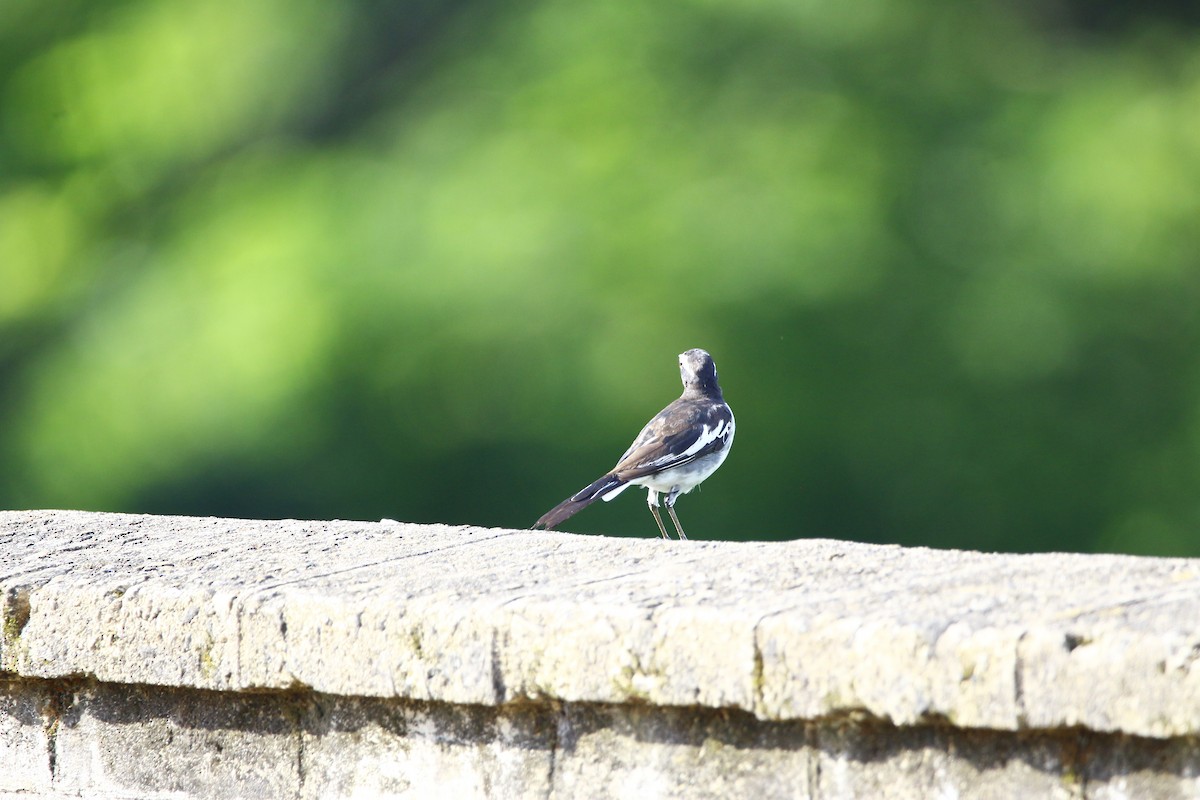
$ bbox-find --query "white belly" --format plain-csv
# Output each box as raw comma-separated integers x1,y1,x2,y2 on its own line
630,435,733,496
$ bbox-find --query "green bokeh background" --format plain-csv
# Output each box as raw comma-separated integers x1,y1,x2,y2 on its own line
3,0,1200,553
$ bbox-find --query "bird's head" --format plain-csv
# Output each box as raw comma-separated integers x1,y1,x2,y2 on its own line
679,348,722,398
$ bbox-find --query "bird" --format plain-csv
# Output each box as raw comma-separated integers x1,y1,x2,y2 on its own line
533,348,734,540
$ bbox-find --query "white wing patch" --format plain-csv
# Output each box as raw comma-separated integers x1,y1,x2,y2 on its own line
642,418,729,469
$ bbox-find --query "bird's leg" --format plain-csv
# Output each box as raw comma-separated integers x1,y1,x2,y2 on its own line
646,490,670,539
650,506,671,540
665,489,687,540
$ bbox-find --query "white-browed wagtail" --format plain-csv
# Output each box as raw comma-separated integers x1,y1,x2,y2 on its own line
533,348,734,539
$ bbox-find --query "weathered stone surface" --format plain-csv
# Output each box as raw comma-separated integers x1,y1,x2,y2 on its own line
0,679,52,793
5,510,1200,797
551,704,814,800
1082,734,1200,799
52,682,298,799
813,719,1080,800
7,676,1200,799
5,510,1200,739
298,695,554,800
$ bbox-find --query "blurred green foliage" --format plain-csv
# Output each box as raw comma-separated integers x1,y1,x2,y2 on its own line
2,0,1200,554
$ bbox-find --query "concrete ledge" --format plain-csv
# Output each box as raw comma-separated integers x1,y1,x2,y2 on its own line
3,510,1200,797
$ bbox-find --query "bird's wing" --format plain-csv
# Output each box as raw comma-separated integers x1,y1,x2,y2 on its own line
613,399,733,480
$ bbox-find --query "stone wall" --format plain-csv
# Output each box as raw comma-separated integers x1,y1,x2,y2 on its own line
2,510,1200,798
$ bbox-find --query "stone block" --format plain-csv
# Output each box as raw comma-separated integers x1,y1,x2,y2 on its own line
298,696,553,800
0,679,52,793
50,683,299,799
551,704,814,800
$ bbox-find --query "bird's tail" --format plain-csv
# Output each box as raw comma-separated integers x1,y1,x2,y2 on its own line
532,473,627,530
